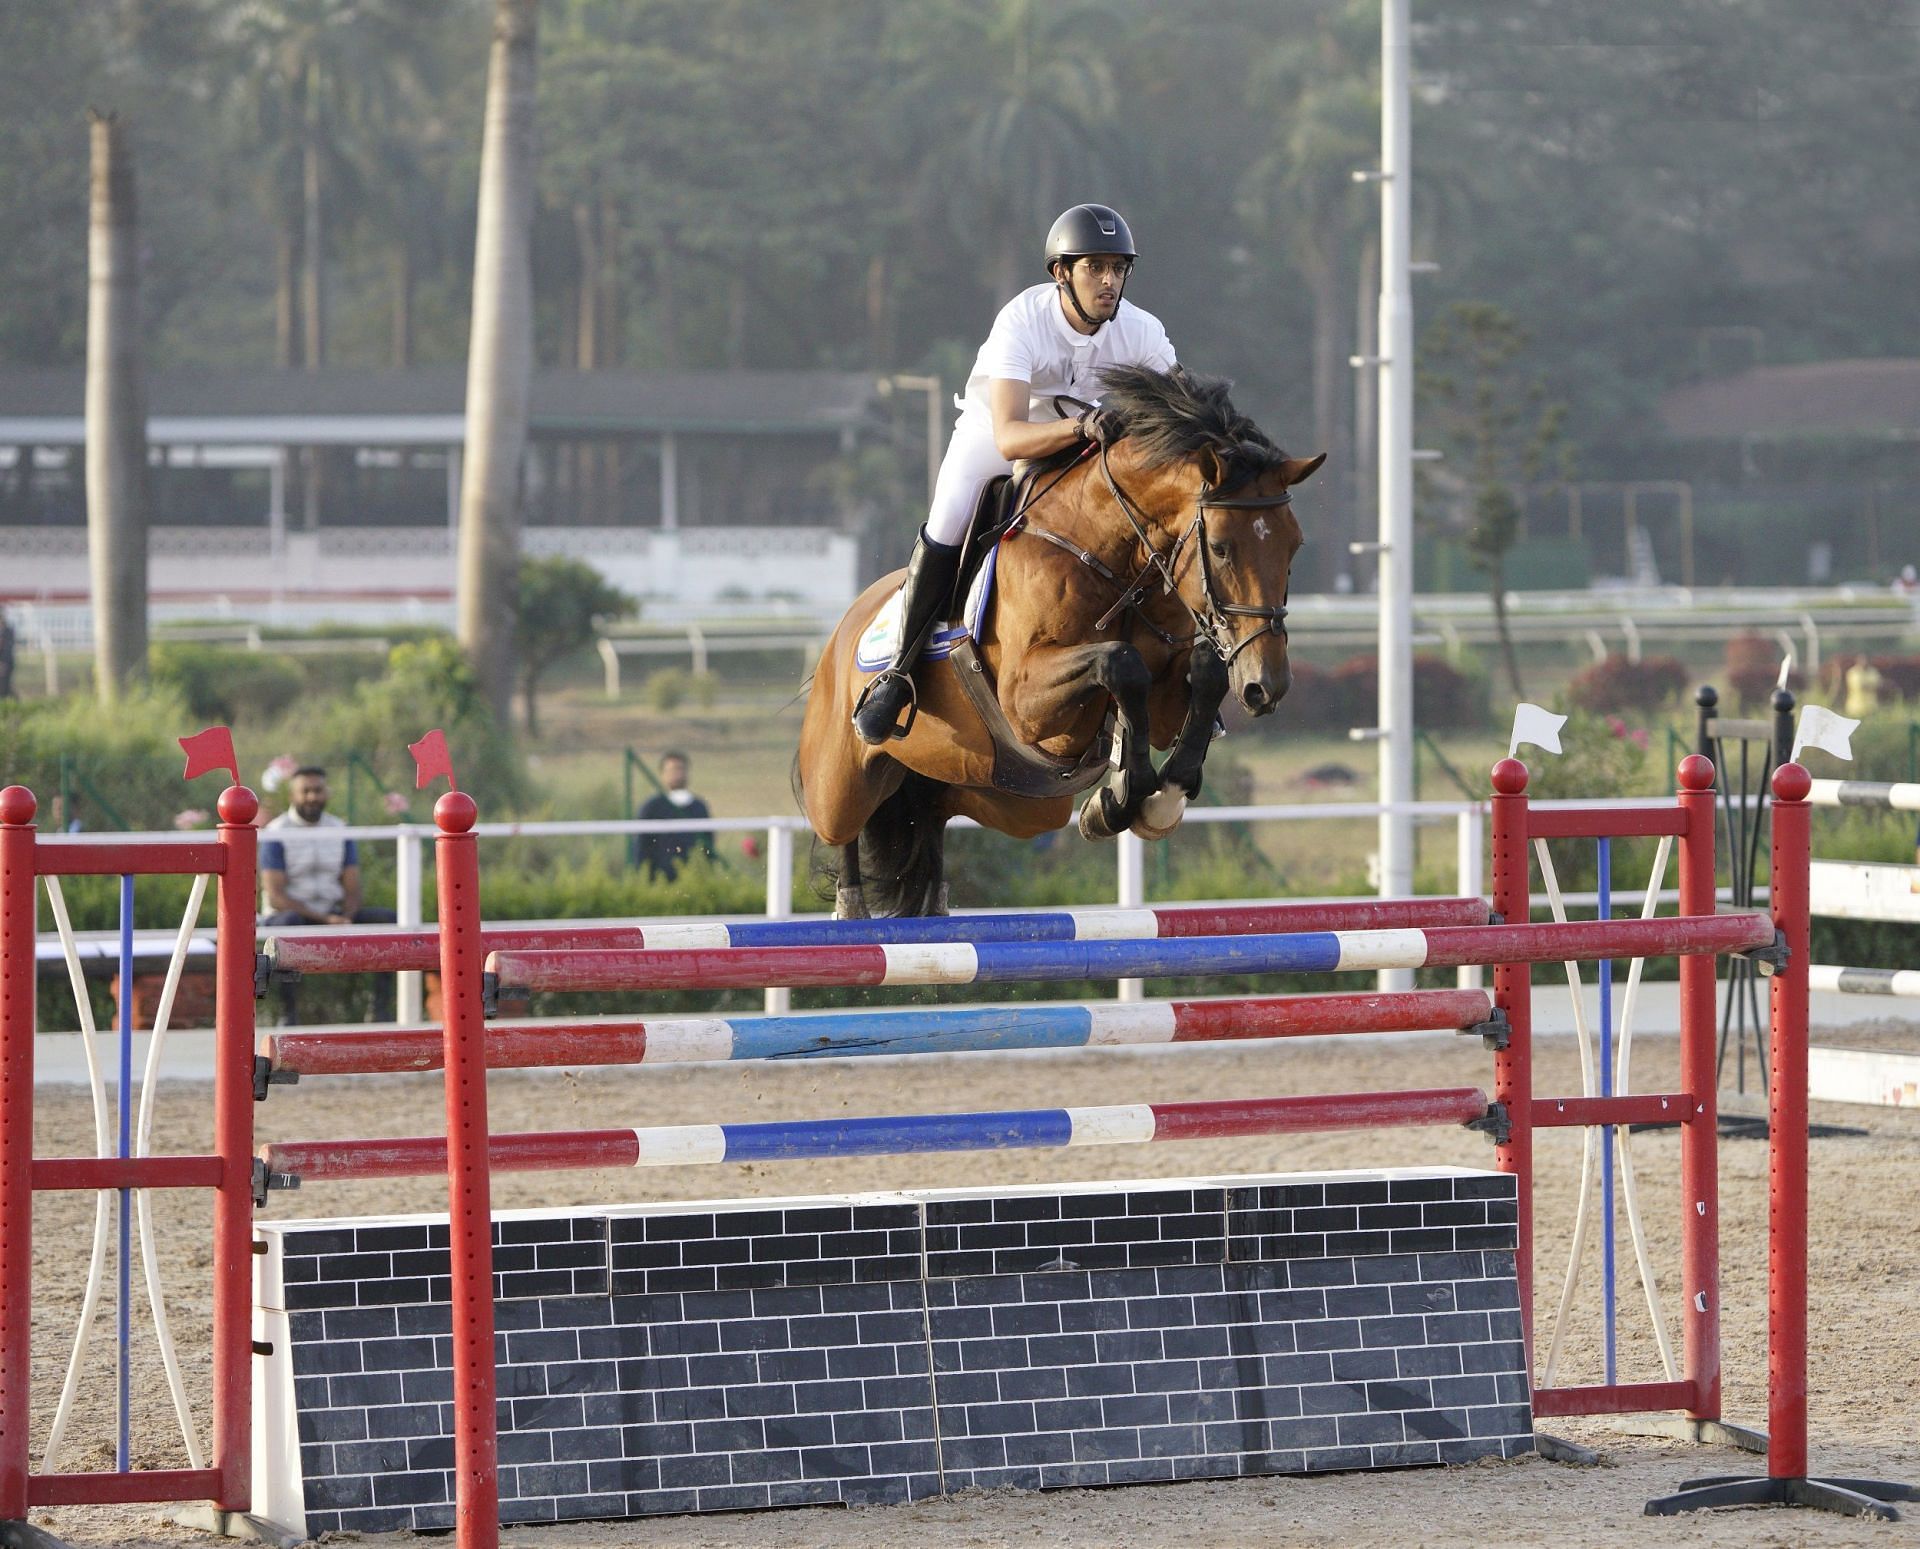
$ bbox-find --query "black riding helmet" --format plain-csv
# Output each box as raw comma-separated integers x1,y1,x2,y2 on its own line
1044,204,1136,330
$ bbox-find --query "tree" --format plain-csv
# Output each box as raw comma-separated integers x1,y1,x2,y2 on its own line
85,110,150,703
515,555,634,735
1237,2,1378,588
882,0,1120,306
456,0,540,722
222,0,442,368
1420,300,1567,701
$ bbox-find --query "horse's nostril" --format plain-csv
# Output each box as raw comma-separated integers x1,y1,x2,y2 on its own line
1242,683,1270,711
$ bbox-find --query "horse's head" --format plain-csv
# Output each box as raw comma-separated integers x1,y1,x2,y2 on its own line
1093,365,1324,717
1186,442,1324,716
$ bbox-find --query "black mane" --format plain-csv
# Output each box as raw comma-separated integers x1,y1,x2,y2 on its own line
1093,365,1282,475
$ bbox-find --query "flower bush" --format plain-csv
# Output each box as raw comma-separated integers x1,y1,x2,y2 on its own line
1565,654,1688,715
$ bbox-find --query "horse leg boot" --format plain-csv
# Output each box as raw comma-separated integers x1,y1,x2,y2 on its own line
834,841,869,919
1135,644,1229,840
1075,645,1158,841
851,527,964,745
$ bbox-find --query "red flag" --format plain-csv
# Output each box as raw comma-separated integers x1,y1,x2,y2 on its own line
407,729,458,791
179,726,239,785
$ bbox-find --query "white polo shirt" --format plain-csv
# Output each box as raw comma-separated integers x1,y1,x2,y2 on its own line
957,283,1177,427
260,810,355,916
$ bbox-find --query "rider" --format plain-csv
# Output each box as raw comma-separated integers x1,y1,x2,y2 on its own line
851,202,1179,744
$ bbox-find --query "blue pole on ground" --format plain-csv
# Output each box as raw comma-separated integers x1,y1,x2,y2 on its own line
1597,837,1616,1387
116,872,133,1472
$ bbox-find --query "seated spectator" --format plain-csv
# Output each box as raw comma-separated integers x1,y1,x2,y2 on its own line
260,766,396,1023
631,751,716,881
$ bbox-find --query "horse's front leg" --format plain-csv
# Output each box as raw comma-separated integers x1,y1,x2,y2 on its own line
1073,643,1158,842
1001,638,1157,841
1133,642,1230,838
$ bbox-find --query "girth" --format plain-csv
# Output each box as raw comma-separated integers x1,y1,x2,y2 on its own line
944,636,1115,800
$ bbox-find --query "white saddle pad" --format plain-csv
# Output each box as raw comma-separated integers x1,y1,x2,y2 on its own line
853,544,999,674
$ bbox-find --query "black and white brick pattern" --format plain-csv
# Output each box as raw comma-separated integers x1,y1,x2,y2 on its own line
252,1168,1530,1535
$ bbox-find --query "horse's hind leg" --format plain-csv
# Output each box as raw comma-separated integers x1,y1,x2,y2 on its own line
835,842,869,919
854,772,950,917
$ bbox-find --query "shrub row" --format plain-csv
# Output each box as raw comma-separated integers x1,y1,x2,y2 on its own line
1270,653,1490,733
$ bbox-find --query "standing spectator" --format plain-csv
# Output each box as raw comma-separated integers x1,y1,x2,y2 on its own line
0,607,15,699
1843,655,1884,719
260,766,397,1022
632,751,715,881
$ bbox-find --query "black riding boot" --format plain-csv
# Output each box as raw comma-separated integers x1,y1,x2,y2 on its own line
852,527,964,744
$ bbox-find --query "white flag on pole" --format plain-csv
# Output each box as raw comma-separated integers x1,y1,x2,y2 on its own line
1508,703,1569,759
1776,653,1794,693
1791,704,1858,765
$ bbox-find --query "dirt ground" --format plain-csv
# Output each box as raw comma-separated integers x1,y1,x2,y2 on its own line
18,1017,1920,1549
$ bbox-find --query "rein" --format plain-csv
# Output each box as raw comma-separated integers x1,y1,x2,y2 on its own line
1020,441,1294,663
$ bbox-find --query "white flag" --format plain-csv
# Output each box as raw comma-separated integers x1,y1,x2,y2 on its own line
1791,704,1858,764
1508,703,1569,759
1776,653,1794,693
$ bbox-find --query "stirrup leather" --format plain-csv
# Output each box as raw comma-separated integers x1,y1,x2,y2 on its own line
852,668,919,741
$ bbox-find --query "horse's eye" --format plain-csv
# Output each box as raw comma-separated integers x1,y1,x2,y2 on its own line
1209,540,1230,559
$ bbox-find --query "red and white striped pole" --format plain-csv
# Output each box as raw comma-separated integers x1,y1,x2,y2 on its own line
435,790,498,1549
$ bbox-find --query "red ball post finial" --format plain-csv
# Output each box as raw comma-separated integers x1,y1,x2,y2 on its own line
1676,754,1716,793
1490,758,1529,796
0,785,37,827
217,786,260,827
1771,761,1812,803
435,790,478,834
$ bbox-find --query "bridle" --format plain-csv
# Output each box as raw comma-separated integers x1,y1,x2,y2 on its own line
1020,440,1296,664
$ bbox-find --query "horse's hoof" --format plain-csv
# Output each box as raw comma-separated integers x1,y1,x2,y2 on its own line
1130,784,1188,841
834,886,870,921
1077,790,1120,842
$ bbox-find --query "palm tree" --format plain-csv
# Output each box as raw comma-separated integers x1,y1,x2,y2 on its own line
456,0,540,720
1238,4,1378,585
85,110,150,703
222,0,442,367
882,0,1120,306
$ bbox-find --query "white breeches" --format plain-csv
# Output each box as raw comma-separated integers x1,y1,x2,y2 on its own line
926,417,1014,547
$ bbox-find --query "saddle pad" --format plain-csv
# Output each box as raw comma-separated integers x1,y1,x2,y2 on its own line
853,543,999,674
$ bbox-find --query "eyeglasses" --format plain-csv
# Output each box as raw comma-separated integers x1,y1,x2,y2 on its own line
1072,257,1133,282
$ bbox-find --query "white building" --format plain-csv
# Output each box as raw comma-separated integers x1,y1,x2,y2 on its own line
0,366,893,638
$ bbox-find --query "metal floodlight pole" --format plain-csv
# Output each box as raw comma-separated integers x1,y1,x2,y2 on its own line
1376,0,1417,987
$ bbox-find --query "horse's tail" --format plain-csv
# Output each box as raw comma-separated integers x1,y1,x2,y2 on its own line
855,771,947,918
791,750,842,905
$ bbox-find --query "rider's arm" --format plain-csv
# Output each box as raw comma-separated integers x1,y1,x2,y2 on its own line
988,378,1088,462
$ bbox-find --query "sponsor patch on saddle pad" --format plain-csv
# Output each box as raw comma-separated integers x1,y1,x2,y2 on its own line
854,545,999,674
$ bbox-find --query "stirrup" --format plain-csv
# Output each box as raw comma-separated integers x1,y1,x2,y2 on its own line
852,669,919,742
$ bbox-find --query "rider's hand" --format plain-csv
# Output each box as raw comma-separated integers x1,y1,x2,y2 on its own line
1078,405,1125,445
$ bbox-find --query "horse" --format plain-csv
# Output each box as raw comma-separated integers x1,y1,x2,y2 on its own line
797,365,1323,917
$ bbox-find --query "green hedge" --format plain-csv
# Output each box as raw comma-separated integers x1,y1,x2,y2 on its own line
0,689,197,832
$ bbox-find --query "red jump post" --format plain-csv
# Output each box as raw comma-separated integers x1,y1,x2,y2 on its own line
0,787,37,1526
1647,762,1920,1519
417,738,501,1549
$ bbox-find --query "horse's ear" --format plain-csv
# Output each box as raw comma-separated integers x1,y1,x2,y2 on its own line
1279,452,1328,486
